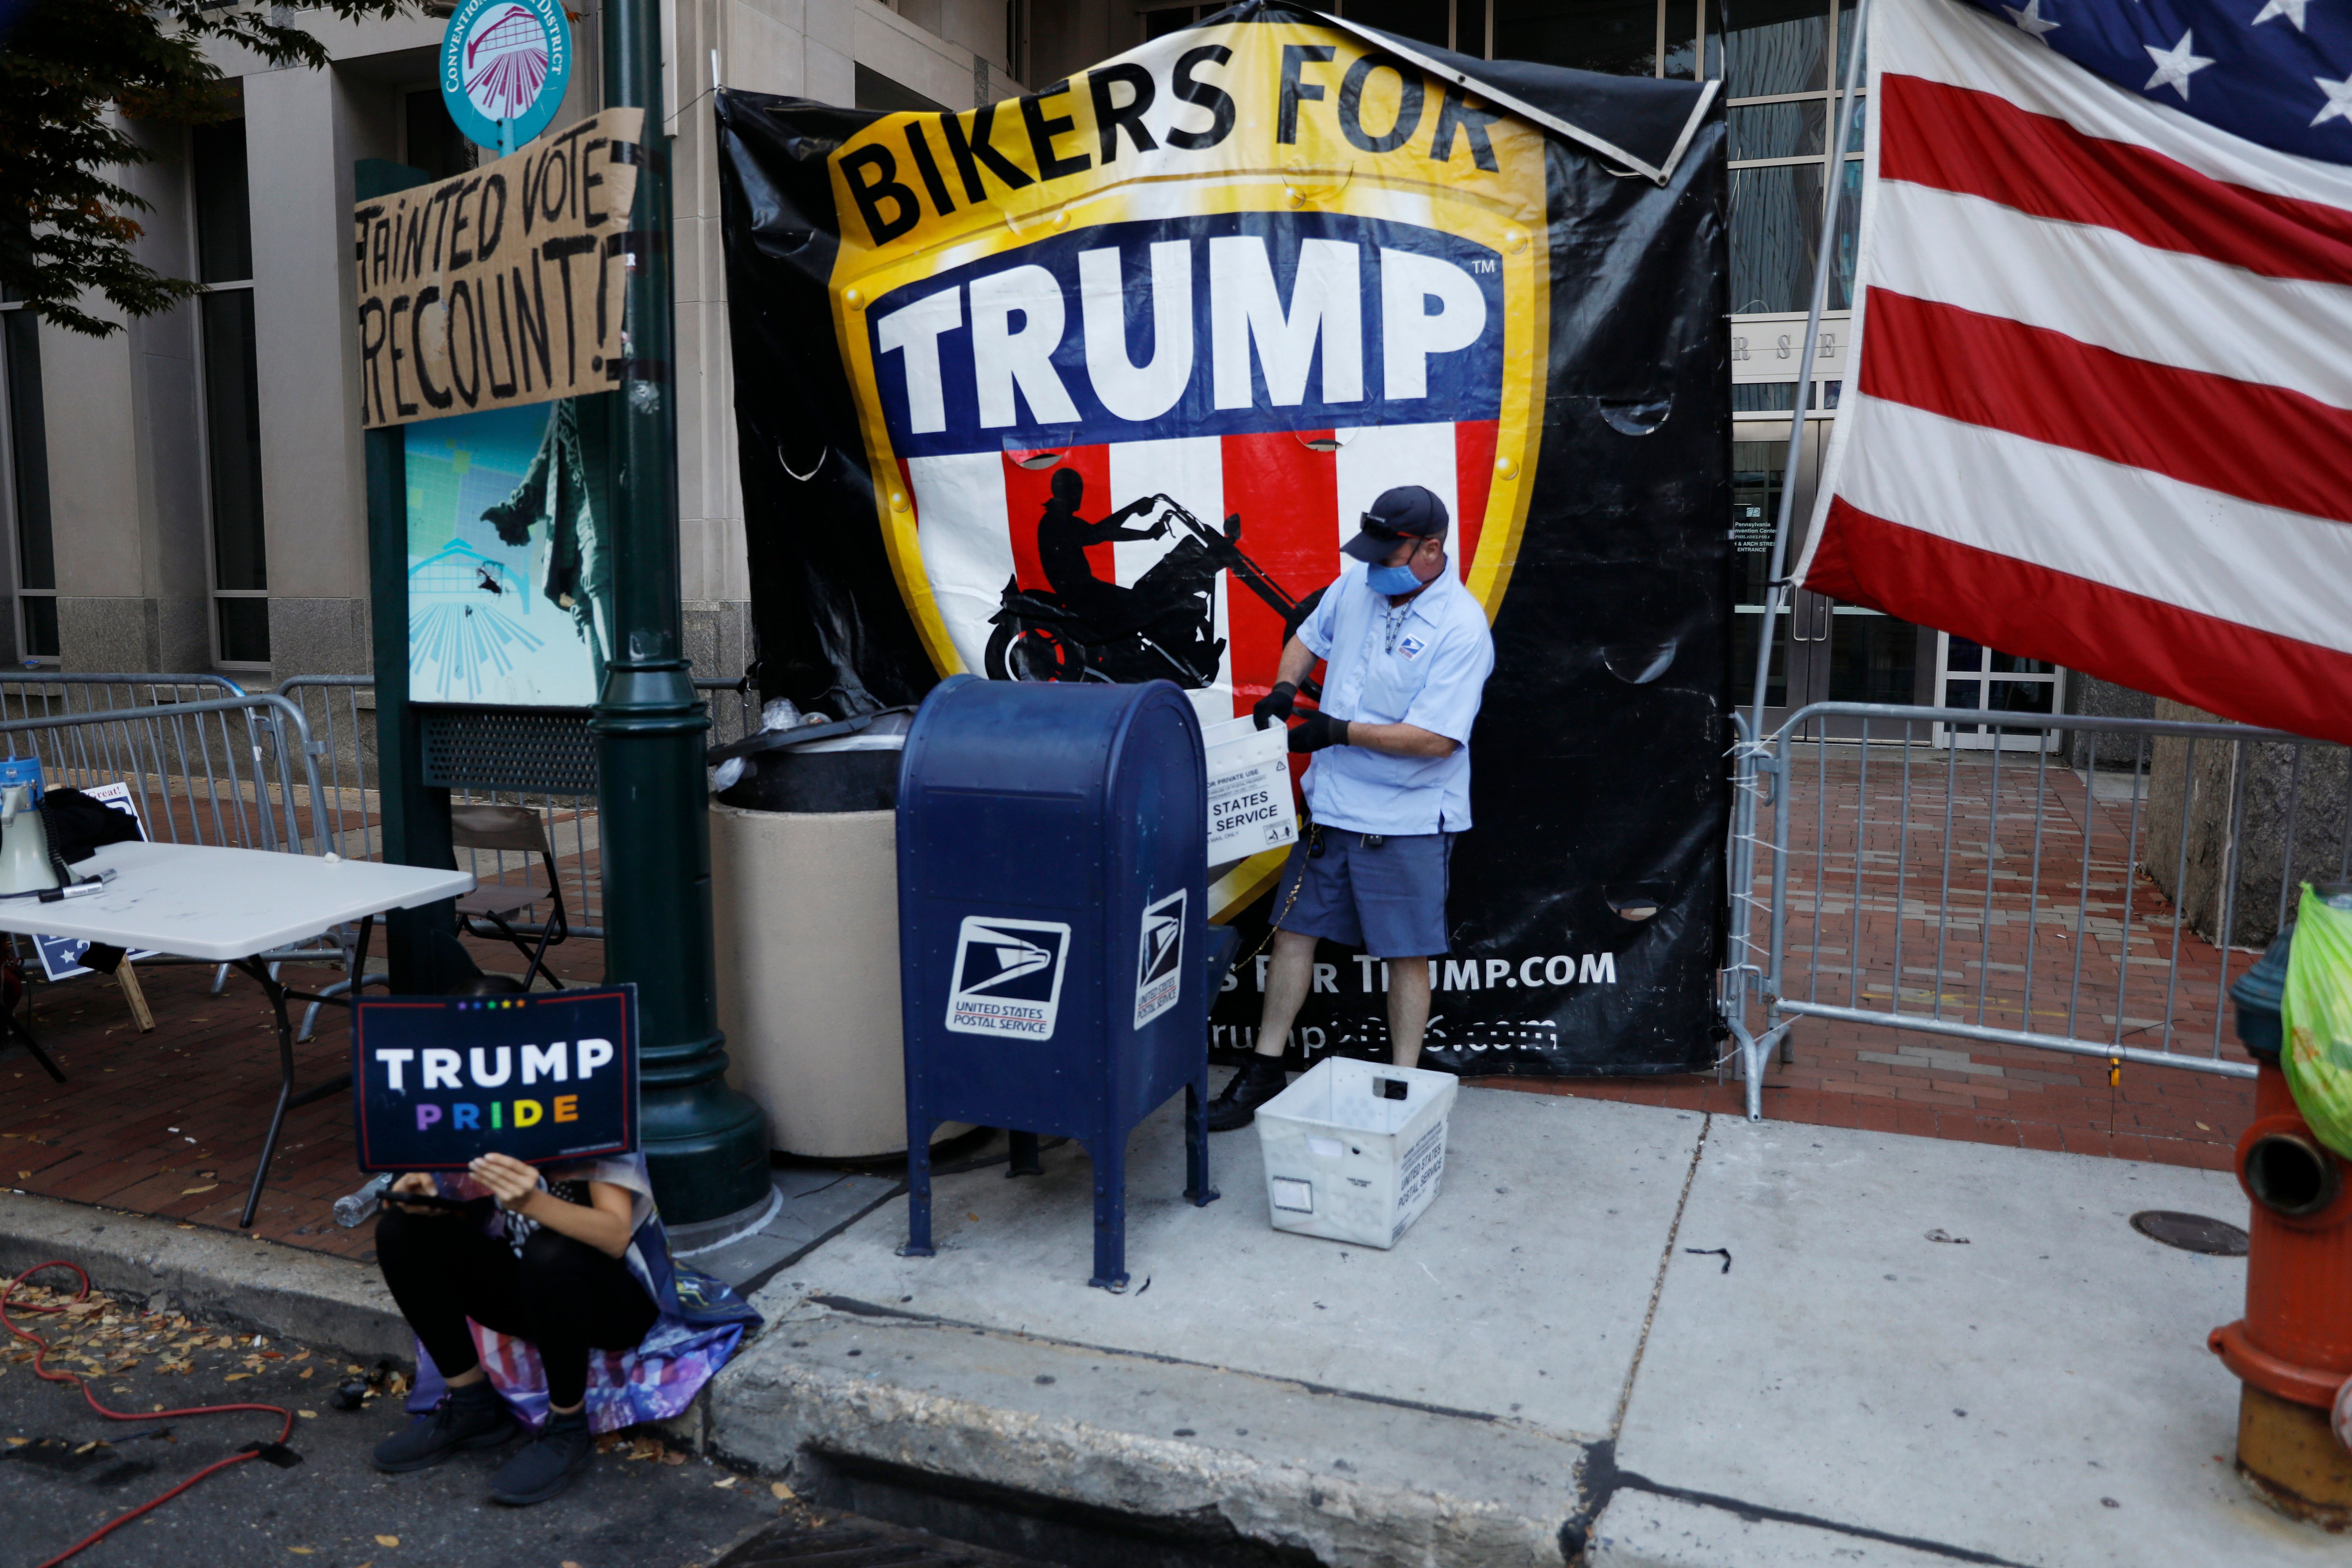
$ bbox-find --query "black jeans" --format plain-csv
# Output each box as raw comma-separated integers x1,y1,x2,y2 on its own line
376,1204,658,1409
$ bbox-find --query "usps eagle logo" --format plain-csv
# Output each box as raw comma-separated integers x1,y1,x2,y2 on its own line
828,16,1547,735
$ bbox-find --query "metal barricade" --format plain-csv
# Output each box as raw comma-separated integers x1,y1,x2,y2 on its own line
1723,703,2346,1119
0,693,335,974
272,675,756,949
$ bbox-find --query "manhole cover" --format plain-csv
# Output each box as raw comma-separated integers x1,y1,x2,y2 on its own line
2131,1211,2249,1256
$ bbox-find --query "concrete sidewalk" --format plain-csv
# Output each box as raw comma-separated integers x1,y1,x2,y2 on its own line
707,1088,2311,1568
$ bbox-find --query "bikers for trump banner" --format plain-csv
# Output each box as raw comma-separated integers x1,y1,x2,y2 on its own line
715,2,1733,1075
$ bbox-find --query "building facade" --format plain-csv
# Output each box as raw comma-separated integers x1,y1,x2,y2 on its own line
0,0,2066,728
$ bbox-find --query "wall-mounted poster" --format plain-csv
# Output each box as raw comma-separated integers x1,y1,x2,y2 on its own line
405,401,612,706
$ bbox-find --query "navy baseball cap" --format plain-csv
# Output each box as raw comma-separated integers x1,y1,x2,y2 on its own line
1341,485,1450,563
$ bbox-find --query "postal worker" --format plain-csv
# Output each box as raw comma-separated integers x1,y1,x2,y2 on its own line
1208,484,1496,1131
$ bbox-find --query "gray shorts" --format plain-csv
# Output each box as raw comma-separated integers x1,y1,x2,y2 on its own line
1270,829,1454,958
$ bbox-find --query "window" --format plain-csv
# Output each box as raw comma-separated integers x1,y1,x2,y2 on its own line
1717,0,1865,315
404,89,477,183
1138,0,1486,54
0,280,55,663
192,117,269,666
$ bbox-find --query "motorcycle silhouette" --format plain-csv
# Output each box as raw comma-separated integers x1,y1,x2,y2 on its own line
983,496,1325,687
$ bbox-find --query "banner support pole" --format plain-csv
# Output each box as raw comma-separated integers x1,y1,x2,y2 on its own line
1745,0,1872,745
594,0,771,1223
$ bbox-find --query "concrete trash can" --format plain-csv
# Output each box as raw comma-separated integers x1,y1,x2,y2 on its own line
711,798,967,1160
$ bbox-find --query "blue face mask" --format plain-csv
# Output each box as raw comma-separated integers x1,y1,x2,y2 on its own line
1365,560,1424,595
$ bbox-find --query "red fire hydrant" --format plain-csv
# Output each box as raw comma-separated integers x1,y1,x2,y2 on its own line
2210,930,2352,1529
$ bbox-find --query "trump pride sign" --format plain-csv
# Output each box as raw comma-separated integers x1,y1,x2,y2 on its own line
351,986,637,1170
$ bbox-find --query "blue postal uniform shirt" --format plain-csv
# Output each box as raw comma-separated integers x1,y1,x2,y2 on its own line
1295,562,1495,835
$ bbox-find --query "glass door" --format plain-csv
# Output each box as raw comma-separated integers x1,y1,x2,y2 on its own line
1732,420,1927,735
1933,632,2065,750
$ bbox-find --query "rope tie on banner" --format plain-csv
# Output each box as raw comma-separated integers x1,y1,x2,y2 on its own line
3,1261,299,1568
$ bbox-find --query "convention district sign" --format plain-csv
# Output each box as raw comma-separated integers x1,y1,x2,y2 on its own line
715,2,1734,1076
354,107,644,428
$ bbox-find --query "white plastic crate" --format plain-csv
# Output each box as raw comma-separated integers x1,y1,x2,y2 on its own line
1253,1057,1457,1249
1201,716,1297,864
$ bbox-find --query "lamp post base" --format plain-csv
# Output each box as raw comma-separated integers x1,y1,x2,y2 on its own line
643,1086,772,1227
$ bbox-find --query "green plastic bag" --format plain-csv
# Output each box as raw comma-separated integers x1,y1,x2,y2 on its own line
2282,885,2352,1160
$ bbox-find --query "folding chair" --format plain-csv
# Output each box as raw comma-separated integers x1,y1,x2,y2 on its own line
450,803,570,991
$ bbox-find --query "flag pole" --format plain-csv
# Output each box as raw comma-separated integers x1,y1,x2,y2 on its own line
1745,0,1872,741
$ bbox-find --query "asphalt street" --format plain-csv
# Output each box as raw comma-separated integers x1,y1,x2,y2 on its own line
0,1270,782,1568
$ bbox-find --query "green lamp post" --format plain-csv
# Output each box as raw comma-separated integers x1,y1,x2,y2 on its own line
595,0,771,1224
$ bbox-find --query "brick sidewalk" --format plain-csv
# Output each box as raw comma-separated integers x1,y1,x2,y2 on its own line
1,934,608,1267
4,750,2265,1272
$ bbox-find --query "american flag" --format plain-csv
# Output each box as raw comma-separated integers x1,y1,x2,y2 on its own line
1795,0,2352,744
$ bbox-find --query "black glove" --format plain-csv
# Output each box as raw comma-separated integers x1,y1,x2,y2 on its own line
1288,710,1348,754
1252,681,1298,730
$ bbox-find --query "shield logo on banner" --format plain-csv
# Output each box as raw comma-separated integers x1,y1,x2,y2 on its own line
821,17,1550,907
822,18,1548,723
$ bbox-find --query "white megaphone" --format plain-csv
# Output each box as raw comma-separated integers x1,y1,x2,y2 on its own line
0,783,60,896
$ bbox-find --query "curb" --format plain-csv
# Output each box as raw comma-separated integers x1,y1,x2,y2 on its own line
0,1190,412,1364
704,1294,1587,1568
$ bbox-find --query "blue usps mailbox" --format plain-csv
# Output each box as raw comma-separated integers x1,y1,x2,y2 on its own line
898,675,1215,1288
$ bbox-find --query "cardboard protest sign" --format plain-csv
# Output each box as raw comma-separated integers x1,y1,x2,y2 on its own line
714,1,1731,1078
354,107,644,428
351,986,637,1170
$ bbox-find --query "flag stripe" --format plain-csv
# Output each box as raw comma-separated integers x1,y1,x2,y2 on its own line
1454,420,1497,582
1805,496,2352,746
1881,74,2352,286
1860,290,2352,528
1223,429,1337,709
1882,0,2352,210
908,450,1014,672
1870,179,2352,411
1832,394,2352,657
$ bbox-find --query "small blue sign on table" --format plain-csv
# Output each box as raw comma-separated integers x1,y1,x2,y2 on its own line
352,986,636,1171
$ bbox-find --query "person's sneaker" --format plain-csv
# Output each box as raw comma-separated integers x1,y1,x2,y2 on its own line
488,1408,594,1506
1206,1055,1289,1132
371,1381,516,1473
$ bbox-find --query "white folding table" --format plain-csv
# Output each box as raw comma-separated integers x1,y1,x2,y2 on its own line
0,840,474,1226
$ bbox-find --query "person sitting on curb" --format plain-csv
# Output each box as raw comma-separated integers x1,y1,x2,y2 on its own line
370,1150,757,1505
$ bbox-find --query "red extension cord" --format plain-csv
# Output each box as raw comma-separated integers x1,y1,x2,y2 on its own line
2,1260,297,1568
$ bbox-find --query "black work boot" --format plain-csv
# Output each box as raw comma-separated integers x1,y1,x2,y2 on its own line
371,1378,516,1472
1207,1055,1289,1132
488,1407,594,1505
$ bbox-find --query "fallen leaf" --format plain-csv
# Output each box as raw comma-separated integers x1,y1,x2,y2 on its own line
967,1211,980,1222
298,1410,316,1419
15,1171,26,1180
179,1184,217,1195
222,1373,251,1382
6,1437,27,1446
713,1475,737,1488
289,1550,314,1557
375,1536,400,1548
2196,1121,2212,1132
770,1481,794,1500
299,1367,314,1379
